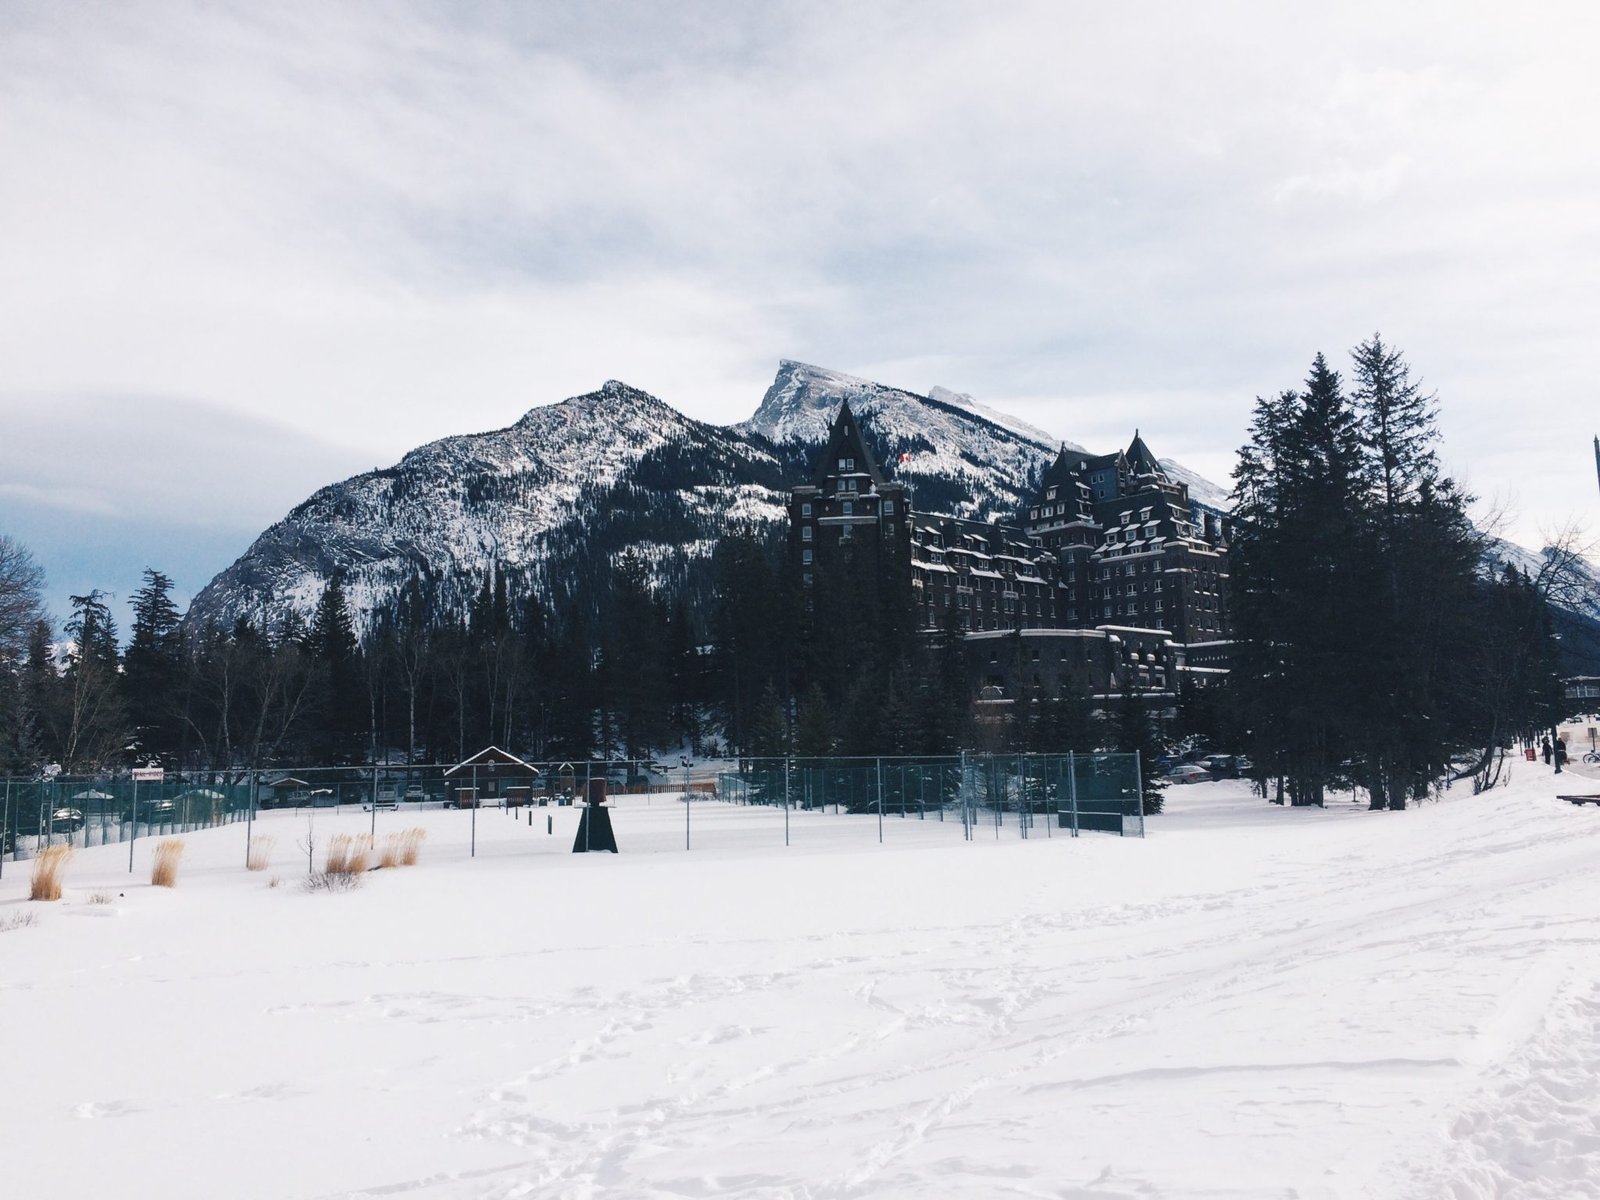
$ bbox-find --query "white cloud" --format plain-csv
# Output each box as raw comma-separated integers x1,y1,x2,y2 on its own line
1,0,1597,563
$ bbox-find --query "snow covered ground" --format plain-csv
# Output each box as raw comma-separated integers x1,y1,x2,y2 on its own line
3,765,1599,1199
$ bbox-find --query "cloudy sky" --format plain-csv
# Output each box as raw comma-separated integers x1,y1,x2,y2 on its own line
3,1,1598,621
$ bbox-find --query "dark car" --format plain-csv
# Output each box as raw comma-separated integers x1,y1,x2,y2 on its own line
50,807,85,832
127,796,178,824
1198,754,1242,779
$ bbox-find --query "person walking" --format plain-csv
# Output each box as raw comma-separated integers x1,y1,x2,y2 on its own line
1541,738,1553,765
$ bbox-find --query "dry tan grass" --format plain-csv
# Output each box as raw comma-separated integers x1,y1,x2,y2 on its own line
324,833,353,875
346,833,372,874
267,875,282,889
377,827,427,868
1,909,40,931
151,839,185,888
30,844,73,901
246,833,276,871
400,827,426,866
86,890,114,906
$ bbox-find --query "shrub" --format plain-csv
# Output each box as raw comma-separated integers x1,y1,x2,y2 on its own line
86,891,114,906
303,871,362,893
1,910,39,931
151,839,185,888
246,834,276,872
345,833,372,875
30,844,72,901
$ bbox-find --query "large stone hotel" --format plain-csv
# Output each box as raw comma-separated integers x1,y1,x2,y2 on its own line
788,403,1234,704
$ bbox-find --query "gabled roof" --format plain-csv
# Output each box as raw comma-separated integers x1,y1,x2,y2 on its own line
814,401,885,487
444,745,539,776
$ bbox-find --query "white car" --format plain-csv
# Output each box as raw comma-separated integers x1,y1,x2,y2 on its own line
1166,764,1211,785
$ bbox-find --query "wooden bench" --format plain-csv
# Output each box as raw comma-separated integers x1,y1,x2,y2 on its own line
1558,794,1600,806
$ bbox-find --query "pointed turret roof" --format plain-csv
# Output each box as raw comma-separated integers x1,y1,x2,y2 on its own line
1125,430,1165,479
814,401,886,487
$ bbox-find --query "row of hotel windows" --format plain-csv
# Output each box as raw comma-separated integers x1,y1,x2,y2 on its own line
798,500,895,517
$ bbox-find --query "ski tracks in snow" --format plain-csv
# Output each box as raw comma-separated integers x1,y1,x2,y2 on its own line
1395,974,1600,1199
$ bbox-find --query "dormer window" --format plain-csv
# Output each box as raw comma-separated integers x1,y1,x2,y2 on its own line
1047,488,1057,500
839,457,855,471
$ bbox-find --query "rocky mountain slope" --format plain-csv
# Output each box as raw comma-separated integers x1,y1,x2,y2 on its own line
186,362,1226,633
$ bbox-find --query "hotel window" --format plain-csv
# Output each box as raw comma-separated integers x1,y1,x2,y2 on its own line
801,502,812,517
802,526,813,541
842,500,853,515
883,501,894,515
803,573,813,587
839,457,855,471
802,548,813,564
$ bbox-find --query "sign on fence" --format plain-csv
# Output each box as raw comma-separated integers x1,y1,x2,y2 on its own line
131,767,166,783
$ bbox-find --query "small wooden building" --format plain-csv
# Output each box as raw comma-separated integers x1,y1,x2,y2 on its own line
444,747,541,808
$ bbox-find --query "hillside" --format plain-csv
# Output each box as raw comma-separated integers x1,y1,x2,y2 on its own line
189,362,1208,632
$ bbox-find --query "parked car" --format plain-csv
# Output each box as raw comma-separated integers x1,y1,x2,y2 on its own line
1197,754,1243,779
130,796,178,823
49,806,85,832
402,784,428,803
1166,764,1211,785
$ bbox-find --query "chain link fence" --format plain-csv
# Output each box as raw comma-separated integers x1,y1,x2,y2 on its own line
1,752,1142,876
717,752,1145,840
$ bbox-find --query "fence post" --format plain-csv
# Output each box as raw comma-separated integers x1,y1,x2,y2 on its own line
0,777,9,877
1068,751,1079,838
1132,751,1145,838
370,763,378,840
128,776,139,872
471,764,478,859
875,757,884,844
784,757,791,847
245,769,254,869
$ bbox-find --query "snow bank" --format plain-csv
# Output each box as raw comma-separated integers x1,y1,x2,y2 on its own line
2,768,1598,1199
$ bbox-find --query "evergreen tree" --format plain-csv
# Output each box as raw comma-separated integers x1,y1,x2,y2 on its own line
747,681,790,757
55,590,128,771
124,568,185,763
794,683,837,756
0,536,47,772
308,575,362,761
1111,687,1166,815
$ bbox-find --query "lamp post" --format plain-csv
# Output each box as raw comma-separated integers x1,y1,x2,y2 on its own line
681,755,693,850
1552,632,1564,776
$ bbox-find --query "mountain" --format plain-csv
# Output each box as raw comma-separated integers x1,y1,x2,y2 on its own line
740,360,1085,523
185,381,788,631
186,362,1228,634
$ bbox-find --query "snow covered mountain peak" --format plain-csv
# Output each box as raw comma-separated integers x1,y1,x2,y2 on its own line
926,385,1069,452
188,359,1237,634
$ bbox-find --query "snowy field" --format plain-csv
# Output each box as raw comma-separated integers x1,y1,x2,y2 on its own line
3,765,1599,1199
